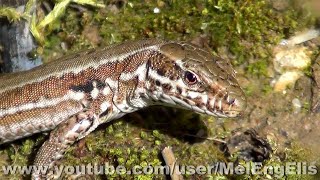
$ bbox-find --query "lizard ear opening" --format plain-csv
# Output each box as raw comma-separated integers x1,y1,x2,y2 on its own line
160,43,186,61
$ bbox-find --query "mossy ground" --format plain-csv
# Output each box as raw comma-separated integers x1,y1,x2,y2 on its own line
0,0,319,179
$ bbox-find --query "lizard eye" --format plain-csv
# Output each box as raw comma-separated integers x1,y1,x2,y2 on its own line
184,71,197,85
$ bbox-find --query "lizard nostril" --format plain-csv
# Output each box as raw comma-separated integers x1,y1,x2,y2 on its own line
229,98,236,105
232,97,247,113
224,94,235,105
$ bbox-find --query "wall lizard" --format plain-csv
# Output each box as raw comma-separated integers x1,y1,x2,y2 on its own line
0,39,247,179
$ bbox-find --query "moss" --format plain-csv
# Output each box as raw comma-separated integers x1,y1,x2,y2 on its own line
246,59,269,77
0,7,24,22
262,84,273,94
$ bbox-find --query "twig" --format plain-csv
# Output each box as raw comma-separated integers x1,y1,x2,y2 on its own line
161,146,183,180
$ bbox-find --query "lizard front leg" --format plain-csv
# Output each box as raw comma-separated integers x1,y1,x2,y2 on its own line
32,109,100,179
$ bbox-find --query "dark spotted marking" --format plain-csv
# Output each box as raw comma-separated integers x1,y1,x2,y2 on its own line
173,63,181,71
70,79,106,93
169,76,175,81
138,93,149,100
146,59,151,80
177,86,182,94
155,80,161,86
182,98,190,103
162,83,172,91
96,80,106,89
70,82,94,93
156,69,165,76
99,109,110,118
196,102,205,108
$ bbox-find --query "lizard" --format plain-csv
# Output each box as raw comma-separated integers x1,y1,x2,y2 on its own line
0,39,247,179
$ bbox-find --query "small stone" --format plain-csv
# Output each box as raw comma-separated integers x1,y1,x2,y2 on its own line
292,98,302,114
153,7,160,14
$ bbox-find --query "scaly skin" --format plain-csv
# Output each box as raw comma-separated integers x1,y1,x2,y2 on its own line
0,39,246,179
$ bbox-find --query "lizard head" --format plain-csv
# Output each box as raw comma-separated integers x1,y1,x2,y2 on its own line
146,41,246,118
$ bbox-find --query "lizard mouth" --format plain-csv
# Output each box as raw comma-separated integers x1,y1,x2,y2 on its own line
159,92,246,118
204,93,247,118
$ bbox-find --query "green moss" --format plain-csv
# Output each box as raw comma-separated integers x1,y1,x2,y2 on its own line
0,7,24,22
262,84,273,94
246,59,269,77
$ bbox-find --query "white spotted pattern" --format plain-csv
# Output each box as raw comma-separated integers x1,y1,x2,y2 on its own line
90,82,99,99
